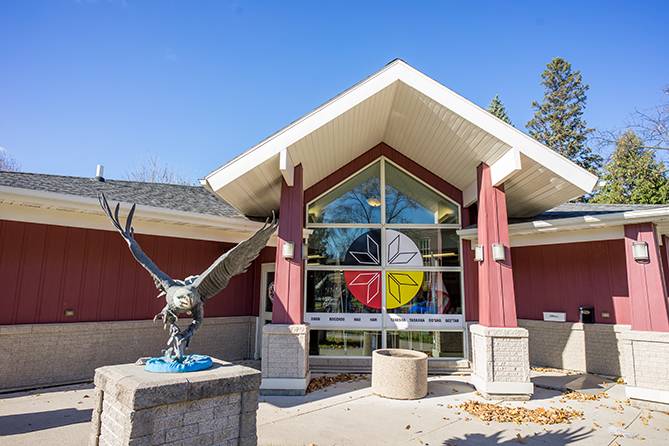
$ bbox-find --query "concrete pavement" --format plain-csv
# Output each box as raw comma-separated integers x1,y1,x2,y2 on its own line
1,372,668,445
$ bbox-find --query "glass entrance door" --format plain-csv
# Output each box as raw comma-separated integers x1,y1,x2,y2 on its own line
255,262,275,359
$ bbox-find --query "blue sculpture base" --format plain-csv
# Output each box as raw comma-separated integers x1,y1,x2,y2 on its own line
144,354,213,373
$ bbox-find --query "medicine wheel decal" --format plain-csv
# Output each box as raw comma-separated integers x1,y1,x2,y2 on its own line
344,229,423,309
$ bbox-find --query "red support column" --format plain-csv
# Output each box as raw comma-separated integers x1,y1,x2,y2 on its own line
624,223,669,332
272,164,304,324
476,163,518,327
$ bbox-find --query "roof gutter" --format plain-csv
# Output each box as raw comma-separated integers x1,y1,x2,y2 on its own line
0,185,265,233
457,207,669,240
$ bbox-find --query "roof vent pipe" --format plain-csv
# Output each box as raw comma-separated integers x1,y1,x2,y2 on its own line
95,164,105,182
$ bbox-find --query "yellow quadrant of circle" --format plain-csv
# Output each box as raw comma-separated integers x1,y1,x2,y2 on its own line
385,271,424,309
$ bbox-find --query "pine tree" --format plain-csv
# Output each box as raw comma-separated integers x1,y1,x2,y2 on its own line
527,58,602,173
488,94,512,125
591,130,669,204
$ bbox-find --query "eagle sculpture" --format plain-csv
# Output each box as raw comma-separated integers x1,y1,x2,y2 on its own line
98,193,277,362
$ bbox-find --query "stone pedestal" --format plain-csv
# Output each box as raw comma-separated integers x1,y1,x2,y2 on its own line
469,324,533,400
89,358,260,446
621,330,669,410
260,324,310,395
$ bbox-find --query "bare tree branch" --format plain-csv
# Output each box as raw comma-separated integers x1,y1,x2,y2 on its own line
0,147,20,171
127,155,193,185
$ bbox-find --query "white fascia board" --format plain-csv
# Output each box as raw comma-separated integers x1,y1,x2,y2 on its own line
0,186,265,233
206,60,598,195
458,207,669,240
462,147,522,206
279,148,294,187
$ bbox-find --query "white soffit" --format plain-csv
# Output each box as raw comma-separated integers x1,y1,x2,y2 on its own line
205,60,598,218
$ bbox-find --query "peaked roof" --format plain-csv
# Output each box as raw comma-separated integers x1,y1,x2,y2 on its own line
205,59,598,218
0,171,245,219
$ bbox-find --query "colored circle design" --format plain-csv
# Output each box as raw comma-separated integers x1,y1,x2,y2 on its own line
343,230,424,309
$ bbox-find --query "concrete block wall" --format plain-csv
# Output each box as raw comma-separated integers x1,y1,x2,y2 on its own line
518,319,630,376
621,330,669,392
0,316,257,391
261,324,308,380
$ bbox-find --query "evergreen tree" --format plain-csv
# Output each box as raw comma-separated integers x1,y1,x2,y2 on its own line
592,130,669,204
488,94,512,125
527,57,602,173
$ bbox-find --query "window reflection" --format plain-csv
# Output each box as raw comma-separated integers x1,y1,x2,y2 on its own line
386,331,464,358
308,162,381,224
309,330,382,356
385,162,458,224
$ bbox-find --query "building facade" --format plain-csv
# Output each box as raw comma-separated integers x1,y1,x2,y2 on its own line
2,60,669,407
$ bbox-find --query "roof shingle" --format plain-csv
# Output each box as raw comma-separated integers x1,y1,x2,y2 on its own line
0,171,246,219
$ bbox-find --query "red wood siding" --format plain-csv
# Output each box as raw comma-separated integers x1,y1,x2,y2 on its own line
0,219,273,325
512,239,630,324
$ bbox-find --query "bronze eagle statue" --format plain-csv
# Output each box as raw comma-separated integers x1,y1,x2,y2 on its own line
98,193,277,361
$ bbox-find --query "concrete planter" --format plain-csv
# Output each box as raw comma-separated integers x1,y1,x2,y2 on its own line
372,349,428,400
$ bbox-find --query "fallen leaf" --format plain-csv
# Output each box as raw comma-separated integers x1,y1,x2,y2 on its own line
459,401,583,425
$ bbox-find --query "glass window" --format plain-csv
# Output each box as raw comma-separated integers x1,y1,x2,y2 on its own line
305,158,464,358
309,330,382,356
386,331,464,358
387,228,460,267
385,162,459,224
307,270,381,313
307,162,381,224
307,228,381,266
387,271,462,315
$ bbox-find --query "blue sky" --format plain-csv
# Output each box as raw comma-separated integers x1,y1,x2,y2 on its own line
1,0,668,182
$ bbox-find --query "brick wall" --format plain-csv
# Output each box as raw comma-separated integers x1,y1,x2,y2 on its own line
0,316,256,391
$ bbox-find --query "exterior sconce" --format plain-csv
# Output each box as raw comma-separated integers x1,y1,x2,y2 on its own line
491,243,506,262
474,245,484,262
282,241,295,259
632,241,650,262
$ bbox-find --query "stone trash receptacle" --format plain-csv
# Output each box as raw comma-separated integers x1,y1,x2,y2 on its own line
372,349,428,400
89,358,260,446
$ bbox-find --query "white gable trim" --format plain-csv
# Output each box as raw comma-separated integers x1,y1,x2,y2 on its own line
205,60,598,197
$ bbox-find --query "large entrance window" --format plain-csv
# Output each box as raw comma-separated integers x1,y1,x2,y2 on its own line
305,158,464,358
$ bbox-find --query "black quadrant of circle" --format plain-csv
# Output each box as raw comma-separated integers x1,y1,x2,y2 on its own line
344,229,381,266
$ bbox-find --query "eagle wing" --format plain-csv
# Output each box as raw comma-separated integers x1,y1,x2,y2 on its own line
193,215,277,301
99,193,174,291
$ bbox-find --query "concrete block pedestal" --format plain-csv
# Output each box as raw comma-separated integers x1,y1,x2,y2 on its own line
89,358,260,446
621,330,669,411
469,324,534,400
260,324,310,395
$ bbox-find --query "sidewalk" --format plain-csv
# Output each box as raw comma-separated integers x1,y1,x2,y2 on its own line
1,371,668,446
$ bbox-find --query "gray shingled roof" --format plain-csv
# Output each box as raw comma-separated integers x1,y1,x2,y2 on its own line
510,202,669,224
0,171,246,219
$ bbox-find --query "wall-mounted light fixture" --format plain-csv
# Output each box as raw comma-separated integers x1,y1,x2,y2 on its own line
491,243,506,262
632,241,650,262
474,245,484,262
282,241,295,259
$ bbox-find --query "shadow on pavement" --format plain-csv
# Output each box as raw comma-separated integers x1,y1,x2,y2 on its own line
441,426,593,445
0,408,93,435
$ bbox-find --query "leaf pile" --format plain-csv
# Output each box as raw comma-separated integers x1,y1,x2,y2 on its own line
530,366,580,375
306,373,365,393
561,391,608,402
459,401,583,425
